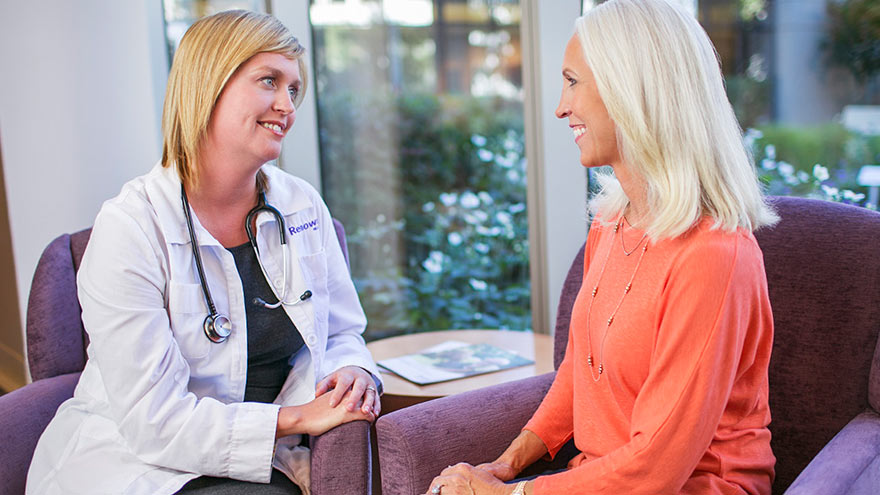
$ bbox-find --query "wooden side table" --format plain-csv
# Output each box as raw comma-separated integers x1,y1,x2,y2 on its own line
367,329,555,414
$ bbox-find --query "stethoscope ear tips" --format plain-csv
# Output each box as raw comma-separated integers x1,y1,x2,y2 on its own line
300,290,312,301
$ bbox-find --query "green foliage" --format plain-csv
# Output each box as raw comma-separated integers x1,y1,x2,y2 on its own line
317,91,530,338
751,123,880,192
823,0,880,83
745,126,877,205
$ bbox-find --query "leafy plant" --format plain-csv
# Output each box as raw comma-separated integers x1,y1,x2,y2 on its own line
317,91,530,339
745,127,874,207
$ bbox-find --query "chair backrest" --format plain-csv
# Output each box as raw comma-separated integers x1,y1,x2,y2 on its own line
26,228,92,381
553,243,585,369
549,197,880,492
755,196,880,492
26,219,351,381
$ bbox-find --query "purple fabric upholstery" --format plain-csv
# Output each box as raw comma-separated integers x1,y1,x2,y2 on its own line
785,411,880,494
310,420,373,494
553,243,585,369
755,197,880,492
0,218,368,495
0,373,79,495
376,196,880,495
25,230,91,381
870,331,880,414
377,373,556,495
332,218,350,271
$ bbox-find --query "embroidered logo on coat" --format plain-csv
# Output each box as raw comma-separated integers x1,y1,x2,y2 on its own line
288,219,318,235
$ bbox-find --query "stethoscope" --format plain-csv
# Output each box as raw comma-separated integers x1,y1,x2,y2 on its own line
181,184,311,343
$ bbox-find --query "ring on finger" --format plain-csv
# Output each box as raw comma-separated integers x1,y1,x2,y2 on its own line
367,386,377,392
431,485,442,494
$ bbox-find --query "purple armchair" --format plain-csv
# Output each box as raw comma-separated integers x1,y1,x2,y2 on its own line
0,219,374,495
376,196,880,494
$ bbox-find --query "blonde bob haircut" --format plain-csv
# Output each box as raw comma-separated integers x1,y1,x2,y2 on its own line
161,10,307,188
577,0,777,239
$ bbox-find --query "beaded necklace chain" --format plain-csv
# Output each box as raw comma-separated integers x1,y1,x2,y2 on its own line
586,218,649,382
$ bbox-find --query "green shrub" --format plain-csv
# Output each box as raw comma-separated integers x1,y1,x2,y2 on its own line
317,91,530,339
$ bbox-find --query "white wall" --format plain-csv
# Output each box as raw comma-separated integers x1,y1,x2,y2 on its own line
0,0,168,383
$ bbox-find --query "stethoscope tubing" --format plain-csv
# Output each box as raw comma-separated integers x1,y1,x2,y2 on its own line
180,184,296,343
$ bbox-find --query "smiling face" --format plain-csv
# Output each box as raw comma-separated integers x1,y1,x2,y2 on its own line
203,51,302,170
555,35,621,169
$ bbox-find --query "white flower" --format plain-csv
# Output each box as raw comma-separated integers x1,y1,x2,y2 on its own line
743,128,763,150
503,134,518,152
474,242,490,254
797,171,809,183
765,144,776,160
496,211,512,225
478,191,494,204
460,191,480,208
744,128,764,140
469,278,488,291
508,203,526,213
422,201,436,212
821,185,839,198
422,251,445,274
447,232,463,246
761,159,776,170
842,190,866,202
440,192,458,207
478,149,494,162
471,134,488,147
812,164,830,182
777,162,795,177
495,154,515,168
507,170,520,182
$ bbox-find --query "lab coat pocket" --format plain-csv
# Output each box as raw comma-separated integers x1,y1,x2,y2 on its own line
167,282,213,360
299,251,329,332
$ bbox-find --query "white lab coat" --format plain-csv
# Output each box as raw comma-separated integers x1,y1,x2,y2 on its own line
26,163,381,495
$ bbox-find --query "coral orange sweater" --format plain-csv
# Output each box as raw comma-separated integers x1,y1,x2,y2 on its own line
525,217,775,494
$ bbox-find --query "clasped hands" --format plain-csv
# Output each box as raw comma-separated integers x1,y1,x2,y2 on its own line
424,461,518,495
277,365,380,438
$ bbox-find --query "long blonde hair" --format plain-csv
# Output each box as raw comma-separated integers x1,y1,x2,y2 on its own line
161,10,307,189
578,0,777,239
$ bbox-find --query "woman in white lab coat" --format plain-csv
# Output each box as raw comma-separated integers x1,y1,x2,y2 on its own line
26,10,382,495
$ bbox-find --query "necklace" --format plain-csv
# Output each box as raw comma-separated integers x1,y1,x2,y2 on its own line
620,217,648,256
585,218,649,382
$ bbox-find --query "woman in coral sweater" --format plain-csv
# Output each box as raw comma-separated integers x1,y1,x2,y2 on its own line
426,1,778,494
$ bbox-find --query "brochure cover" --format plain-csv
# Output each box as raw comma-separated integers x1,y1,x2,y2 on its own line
377,340,534,385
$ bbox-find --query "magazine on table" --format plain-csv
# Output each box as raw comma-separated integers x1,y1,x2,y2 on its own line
377,340,534,385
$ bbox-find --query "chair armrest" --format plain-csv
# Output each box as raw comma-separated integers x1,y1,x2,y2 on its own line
377,372,555,495
310,419,373,495
0,373,79,495
785,410,880,495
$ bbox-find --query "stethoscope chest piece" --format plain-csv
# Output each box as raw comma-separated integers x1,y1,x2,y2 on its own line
204,313,232,343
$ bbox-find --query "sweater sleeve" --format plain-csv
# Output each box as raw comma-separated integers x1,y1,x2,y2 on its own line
524,230,597,457
533,233,772,494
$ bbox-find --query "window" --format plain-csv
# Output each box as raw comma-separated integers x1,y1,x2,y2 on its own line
162,0,267,61
309,0,531,339
583,0,880,209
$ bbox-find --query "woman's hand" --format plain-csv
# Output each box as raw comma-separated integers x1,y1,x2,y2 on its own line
315,365,381,417
425,463,518,495
475,461,518,482
276,388,374,438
